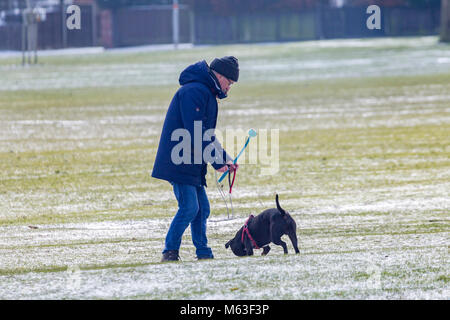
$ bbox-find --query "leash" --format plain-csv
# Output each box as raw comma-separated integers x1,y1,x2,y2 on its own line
241,215,260,249
215,129,257,220
218,128,257,183
215,164,237,220
228,164,237,194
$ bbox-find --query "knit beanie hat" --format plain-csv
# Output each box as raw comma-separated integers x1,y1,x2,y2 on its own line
210,56,239,82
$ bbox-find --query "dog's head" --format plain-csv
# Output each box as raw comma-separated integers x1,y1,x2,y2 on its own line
225,236,247,257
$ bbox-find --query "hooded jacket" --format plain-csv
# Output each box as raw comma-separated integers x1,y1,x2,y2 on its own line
151,61,232,186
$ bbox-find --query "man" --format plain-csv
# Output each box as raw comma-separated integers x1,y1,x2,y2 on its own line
152,56,240,262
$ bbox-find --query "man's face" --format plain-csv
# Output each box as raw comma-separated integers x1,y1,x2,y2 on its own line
216,73,235,95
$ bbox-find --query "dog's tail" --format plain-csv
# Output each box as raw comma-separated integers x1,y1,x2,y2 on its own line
276,194,287,217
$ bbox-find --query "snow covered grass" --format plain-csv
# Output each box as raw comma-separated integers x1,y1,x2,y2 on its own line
0,37,449,299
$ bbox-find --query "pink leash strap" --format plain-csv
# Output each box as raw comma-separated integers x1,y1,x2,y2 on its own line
241,215,260,249
228,167,237,194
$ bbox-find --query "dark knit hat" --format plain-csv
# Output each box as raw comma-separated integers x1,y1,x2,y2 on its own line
210,56,239,82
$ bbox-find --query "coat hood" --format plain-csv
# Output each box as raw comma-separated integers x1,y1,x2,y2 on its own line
179,60,225,98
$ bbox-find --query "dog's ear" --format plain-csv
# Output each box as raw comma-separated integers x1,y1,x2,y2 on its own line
276,194,287,217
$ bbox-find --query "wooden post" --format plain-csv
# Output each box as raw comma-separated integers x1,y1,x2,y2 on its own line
189,8,195,44
22,19,26,66
61,0,67,48
91,3,97,46
441,0,450,42
99,9,113,48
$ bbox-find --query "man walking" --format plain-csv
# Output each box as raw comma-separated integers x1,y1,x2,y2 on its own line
152,56,240,262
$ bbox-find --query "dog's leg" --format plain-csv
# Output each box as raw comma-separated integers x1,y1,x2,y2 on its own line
243,235,254,256
245,241,254,256
272,237,288,254
270,220,288,254
287,231,300,254
261,246,271,256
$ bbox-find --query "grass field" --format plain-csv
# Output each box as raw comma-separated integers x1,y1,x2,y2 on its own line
0,36,449,299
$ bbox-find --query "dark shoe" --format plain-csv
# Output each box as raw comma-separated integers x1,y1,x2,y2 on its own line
197,255,214,260
161,250,180,262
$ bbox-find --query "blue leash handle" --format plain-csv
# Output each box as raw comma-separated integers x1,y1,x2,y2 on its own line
218,137,250,183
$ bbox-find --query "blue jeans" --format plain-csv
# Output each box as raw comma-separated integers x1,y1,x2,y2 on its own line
163,182,214,258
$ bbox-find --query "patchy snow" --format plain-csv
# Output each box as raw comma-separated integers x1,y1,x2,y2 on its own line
0,244,447,299
0,47,105,58
0,36,448,299
1,37,449,91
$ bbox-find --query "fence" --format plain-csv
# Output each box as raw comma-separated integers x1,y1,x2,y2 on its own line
194,6,440,44
0,4,94,50
0,5,442,50
113,5,192,47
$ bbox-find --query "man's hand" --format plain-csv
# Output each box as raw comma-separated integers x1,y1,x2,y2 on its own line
217,161,239,173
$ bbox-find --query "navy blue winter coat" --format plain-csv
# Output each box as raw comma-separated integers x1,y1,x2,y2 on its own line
151,61,232,186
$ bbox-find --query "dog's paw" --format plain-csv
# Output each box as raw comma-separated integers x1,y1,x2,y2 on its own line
261,246,271,256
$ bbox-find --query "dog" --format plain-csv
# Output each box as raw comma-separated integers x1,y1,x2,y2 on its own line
225,194,300,256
